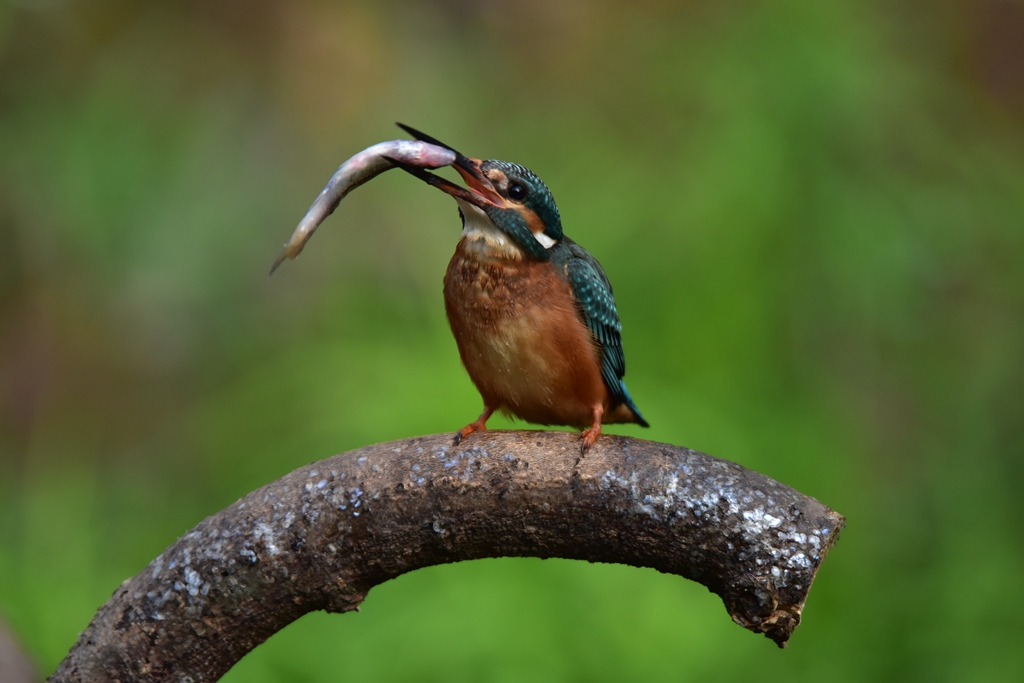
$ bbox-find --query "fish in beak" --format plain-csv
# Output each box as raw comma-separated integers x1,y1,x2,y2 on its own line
392,123,505,210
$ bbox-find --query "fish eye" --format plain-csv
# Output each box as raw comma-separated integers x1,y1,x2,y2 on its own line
507,183,527,201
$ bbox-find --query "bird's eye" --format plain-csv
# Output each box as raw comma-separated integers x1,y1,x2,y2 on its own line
507,183,527,201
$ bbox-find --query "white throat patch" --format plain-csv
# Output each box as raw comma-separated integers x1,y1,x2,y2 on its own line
533,231,556,249
456,199,521,259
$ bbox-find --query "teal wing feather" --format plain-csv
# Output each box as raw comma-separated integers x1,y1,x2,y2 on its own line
561,239,648,426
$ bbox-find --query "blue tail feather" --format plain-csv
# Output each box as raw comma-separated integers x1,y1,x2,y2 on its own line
619,381,649,428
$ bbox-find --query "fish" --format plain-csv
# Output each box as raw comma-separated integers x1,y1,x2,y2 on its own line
270,138,456,274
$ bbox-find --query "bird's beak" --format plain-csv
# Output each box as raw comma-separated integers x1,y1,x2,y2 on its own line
446,154,506,207
393,123,505,209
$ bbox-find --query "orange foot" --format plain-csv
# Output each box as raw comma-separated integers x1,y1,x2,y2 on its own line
579,404,604,455
453,406,495,446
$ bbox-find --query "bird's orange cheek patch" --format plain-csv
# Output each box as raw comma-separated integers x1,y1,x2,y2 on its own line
523,208,556,248
523,208,545,235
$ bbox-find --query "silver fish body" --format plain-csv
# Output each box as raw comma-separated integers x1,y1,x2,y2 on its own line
271,139,456,274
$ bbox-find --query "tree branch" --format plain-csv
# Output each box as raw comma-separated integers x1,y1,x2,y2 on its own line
50,431,844,682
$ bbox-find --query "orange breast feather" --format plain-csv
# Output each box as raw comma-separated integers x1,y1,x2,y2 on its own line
443,239,609,428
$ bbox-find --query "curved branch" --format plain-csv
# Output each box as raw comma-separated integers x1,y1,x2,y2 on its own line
50,431,844,682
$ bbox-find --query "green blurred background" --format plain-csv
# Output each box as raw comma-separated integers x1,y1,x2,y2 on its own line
2,0,1023,680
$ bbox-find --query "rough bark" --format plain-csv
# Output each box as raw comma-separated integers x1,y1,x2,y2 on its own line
51,431,844,682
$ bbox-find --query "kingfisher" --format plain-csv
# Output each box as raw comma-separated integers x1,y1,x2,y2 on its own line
391,125,648,452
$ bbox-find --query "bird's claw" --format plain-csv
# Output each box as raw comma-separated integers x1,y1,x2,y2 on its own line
453,408,494,447
453,421,484,446
579,425,602,455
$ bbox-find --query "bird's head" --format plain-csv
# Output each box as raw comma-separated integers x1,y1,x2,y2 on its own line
395,124,562,260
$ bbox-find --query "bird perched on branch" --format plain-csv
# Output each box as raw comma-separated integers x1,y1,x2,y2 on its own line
391,125,648,452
